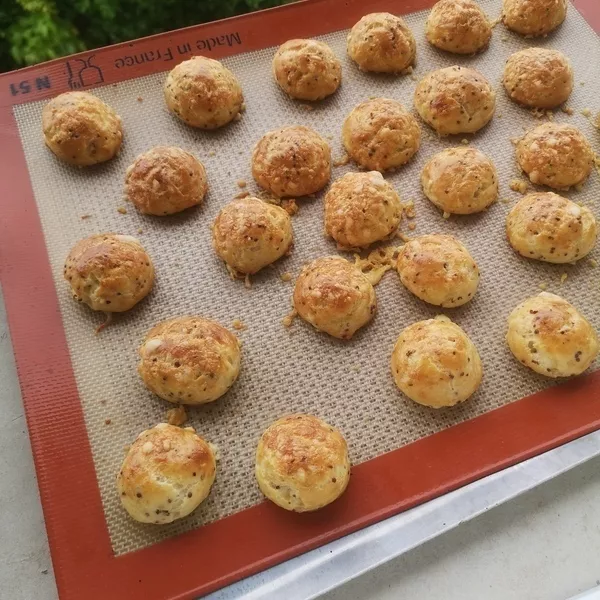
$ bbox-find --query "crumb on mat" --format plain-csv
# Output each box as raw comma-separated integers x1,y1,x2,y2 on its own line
232,319,247,331
333,154,350,167
282,198,299,216
167,406,187,426
282,309,297,328
510,179,528,194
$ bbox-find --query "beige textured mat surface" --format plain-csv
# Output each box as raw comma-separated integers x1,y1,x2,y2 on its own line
13,0,600,555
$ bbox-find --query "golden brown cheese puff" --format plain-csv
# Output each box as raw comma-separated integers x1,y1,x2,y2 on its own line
64,233,154,312
507,192,597,263
397,234,479,307
342,98,421,172
503,48,573,109
502,0,567,37
125,146,207,216
117,423,216,524
252,125,331,197
212,197,293,274
426,0,492,55
414,66,496,135
255,414,350,511
138,316,241,405
164,56,243,129
506,292,598,377
347,12,416,73
324,171,402,248
516,123,593,190
293,256,376,339
391,315,483,408
421,147,498,215
272,39,341,101
42,91,122,166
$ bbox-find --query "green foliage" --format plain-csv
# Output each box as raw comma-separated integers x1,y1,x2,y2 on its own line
1,0,290,72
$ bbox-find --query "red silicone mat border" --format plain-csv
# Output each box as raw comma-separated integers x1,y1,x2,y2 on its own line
0,1,599,599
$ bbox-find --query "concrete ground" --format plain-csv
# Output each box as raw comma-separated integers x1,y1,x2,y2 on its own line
2,288,600,600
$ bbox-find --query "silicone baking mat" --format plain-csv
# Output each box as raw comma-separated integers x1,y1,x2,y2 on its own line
1,0,600,598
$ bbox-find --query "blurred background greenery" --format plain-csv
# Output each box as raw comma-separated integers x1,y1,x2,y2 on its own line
1,0,291,72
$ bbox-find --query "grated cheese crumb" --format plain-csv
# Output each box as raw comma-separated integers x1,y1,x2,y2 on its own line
442,211,451,219
232,319,247,331
137,228,143,234
117,206,127,214
237,180,247,188
167,406,187,426
581,108,592,117
531,108,545,119
333,154,350,167
588,259,598,268
501,198,511,204
460,138,469,145
353,246,401,285
408,222,416,231
208,151,216,157
510,179,528,194
282,309,297,328
208,442,221,461
280,272,293,282
560,273,568,285
282,198,299,216
561,106,574,115
539,282,548,290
